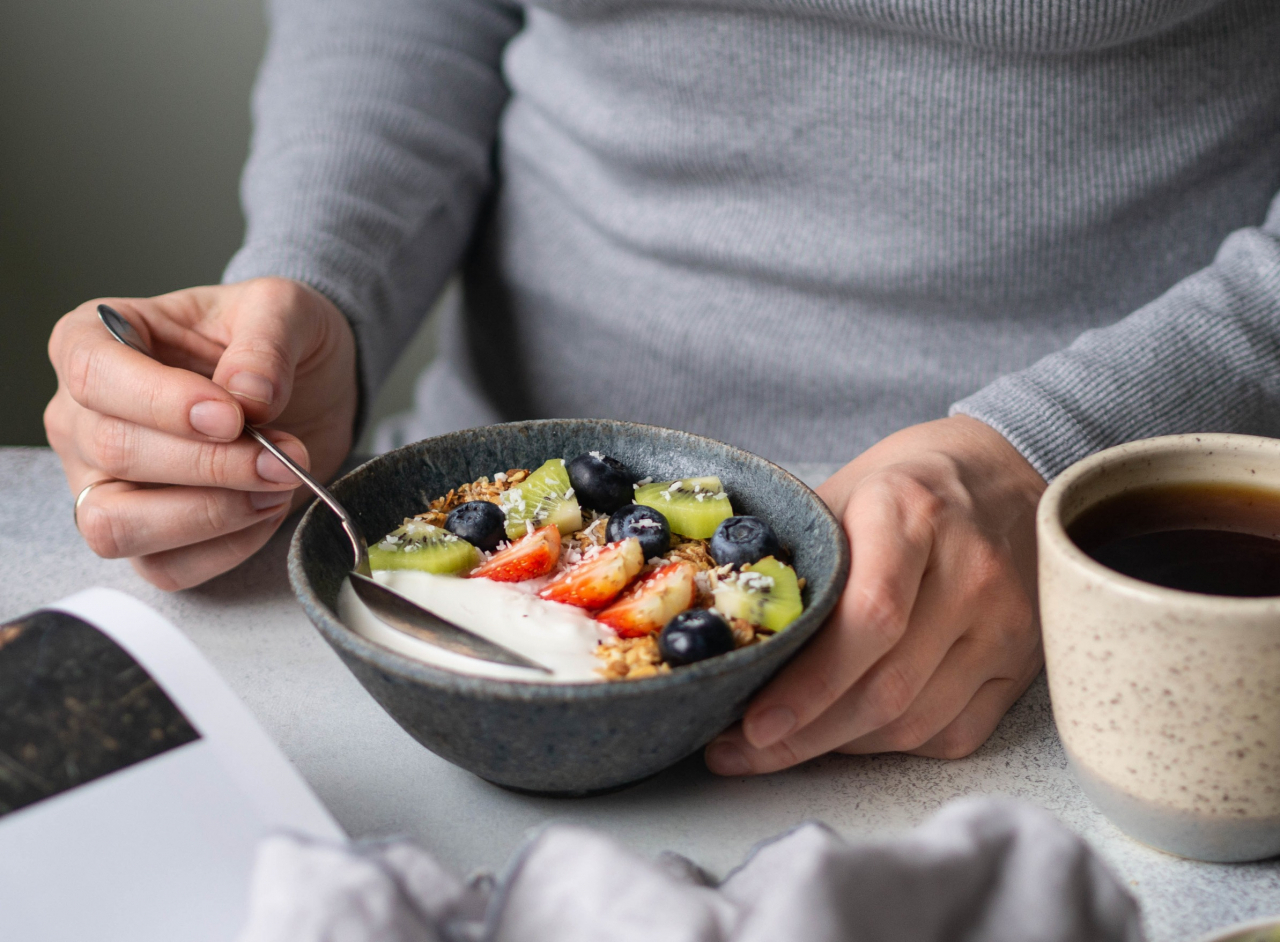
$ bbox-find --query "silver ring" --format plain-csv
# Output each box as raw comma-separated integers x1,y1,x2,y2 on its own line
73,479,117,533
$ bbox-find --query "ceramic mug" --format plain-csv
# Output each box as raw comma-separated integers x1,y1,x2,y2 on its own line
1038,434,1280,862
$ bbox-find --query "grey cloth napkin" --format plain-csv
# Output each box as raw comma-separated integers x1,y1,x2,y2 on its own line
235,797,1143,942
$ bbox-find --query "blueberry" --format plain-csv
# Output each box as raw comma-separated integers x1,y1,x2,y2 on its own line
445,500,506,551
606,504,671,559
659,609,735,666
567,452,635,513
709,516,784,567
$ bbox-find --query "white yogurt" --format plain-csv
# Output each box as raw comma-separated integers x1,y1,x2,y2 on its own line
336,569,612,682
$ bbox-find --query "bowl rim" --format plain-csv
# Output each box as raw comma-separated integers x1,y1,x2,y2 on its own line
288,418,850,702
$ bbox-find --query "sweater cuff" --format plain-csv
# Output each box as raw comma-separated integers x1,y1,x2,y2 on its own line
950,377,1106,483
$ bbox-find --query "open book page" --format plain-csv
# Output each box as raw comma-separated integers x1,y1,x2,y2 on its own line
0,588,342,942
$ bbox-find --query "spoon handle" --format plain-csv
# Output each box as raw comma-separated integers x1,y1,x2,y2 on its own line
243,426,371,576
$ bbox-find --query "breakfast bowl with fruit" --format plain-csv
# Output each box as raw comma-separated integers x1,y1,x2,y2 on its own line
289,419,849,794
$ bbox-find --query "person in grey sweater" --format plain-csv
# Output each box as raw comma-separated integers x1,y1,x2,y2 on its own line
44,0,1280,775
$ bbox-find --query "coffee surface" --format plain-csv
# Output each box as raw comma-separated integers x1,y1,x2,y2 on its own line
1068,482,1280,597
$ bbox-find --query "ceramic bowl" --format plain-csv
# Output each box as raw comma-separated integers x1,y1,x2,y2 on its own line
288,419,849,795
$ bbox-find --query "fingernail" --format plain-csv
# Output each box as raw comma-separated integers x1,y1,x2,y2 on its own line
189,400,241,440
746,706,796,747
250,490,293,511
705,742,751,776
227,372,274,406
257,442,305,484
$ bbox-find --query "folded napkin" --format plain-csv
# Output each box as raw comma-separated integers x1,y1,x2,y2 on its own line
235,797,1142,942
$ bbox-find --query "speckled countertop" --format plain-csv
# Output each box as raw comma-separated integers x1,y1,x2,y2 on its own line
2,447,1276,940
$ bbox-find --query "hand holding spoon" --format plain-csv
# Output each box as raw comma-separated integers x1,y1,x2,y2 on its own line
97,304,551,674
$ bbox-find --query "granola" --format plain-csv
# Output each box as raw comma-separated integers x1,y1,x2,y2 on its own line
560,511,611,570
407,469,530,529
665,537,717,572
593,635,672,681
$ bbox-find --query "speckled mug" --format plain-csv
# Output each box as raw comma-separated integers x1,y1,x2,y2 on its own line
1039,434,1280,862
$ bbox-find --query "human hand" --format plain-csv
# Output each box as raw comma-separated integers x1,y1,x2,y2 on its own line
705,415,1047,774
45,277,358,589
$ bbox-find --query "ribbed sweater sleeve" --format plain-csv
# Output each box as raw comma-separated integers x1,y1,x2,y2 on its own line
953,191,1280,481
223,0,521,419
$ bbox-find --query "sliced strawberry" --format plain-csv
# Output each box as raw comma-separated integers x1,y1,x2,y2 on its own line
595,561,696,637
537,538,645,610
470,525,561,582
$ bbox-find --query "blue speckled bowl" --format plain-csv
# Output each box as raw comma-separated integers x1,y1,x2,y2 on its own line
288,419,849,795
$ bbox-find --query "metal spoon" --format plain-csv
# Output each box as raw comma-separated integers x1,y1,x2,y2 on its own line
97,304,551,674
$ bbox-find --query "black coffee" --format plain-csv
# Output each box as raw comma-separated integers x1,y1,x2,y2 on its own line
1068,482,1280,598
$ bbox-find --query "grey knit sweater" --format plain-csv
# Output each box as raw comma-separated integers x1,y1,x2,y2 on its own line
224,0,1280,477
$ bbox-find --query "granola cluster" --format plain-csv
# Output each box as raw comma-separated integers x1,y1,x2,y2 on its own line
408,468,530,529
594,635,671,681
665,537,716,571
560,511,610,568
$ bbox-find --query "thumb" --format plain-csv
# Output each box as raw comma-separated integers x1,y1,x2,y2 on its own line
209,284,310,426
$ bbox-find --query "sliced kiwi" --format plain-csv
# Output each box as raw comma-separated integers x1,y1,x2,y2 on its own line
711,556,803,633
634,476,734,539
501,458,584,540
369,520,481,575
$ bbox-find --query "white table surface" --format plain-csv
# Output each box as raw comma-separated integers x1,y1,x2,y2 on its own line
2,447,1277,940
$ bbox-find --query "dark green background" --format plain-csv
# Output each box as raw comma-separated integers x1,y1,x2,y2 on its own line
0,1,437,449
0,1,264,446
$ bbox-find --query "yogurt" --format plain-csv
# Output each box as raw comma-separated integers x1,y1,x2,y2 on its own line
337,569,612,682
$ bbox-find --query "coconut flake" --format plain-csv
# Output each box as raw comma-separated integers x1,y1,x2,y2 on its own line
738,572,775,592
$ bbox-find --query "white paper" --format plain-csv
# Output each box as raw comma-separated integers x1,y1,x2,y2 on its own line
0,588,342,942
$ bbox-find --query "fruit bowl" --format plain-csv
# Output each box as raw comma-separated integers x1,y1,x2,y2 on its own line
288,419,849,795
